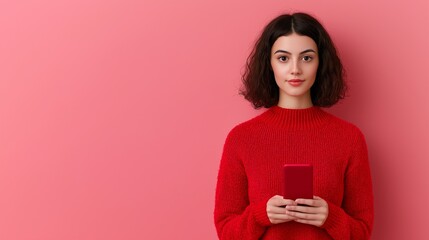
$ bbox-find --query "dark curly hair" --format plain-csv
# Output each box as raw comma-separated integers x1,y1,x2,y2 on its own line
240,12,346,109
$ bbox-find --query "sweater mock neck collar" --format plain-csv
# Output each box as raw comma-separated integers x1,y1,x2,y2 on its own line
264,105,329,130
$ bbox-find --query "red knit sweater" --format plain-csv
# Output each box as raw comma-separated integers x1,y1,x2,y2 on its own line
214,106,374,240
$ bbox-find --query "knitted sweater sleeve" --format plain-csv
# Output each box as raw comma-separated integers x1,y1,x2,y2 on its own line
322,129,374,239
214,128,272,240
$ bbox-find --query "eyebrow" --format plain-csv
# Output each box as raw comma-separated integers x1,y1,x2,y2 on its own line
273,49,317,54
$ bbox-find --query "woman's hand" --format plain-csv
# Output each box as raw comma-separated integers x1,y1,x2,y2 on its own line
285,196,329,227
266,195,297,224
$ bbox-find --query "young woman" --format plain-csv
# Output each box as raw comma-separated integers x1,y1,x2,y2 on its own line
214,13,374,239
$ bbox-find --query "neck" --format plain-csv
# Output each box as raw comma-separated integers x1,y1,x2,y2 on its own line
264,105,328,130
277,92,313,109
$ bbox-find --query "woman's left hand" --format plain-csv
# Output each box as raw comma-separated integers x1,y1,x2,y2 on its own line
285,196,329,227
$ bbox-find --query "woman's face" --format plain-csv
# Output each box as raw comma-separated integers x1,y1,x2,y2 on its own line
270,33,319,107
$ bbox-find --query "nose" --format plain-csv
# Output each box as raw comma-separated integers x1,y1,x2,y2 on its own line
290,60,302,75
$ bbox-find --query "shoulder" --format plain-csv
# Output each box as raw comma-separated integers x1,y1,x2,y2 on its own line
224,110,269,143
229,109,270,134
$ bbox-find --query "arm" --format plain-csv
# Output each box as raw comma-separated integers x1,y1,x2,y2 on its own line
214,129,272,240
321,130,374,239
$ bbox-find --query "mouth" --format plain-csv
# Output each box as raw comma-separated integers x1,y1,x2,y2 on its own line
287,79,304,82
286,79,305,86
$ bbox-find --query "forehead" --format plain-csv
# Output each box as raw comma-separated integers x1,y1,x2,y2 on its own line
271,33,318,53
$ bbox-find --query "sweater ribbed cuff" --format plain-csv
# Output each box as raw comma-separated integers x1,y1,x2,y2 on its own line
252,199,272,227
321,201,346,230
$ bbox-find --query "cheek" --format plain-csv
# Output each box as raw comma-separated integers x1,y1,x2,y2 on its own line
270,64,283,86
271,62,284,78
312,66,318,77
307,64,319,79
313,61,320,74
272,67,284,84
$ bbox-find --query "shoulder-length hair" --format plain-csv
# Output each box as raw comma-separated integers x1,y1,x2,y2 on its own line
240,12,346,108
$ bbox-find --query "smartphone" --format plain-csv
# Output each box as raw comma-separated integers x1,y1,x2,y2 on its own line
282,164,313,200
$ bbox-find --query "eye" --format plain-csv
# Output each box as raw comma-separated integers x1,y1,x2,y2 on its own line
278,56,288,62
302,56,313,62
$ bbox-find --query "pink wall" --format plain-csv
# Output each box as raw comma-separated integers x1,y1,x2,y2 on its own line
1,0,428,239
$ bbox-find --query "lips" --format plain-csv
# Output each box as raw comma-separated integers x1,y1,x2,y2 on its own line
287,79,304,86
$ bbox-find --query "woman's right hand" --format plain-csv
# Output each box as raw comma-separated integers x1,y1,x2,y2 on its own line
266,195,297,224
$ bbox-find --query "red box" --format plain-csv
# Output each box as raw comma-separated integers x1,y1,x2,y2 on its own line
283,164,313,200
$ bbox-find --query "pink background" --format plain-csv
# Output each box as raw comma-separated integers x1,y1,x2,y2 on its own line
1,0,428,239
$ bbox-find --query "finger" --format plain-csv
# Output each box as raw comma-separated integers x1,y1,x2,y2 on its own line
286,210,324,221
285,205,320,214
268,213,297,221
312,196,327,206
281,199,297,207
295,198,323,207
267,205,292,214
272,197,296,207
